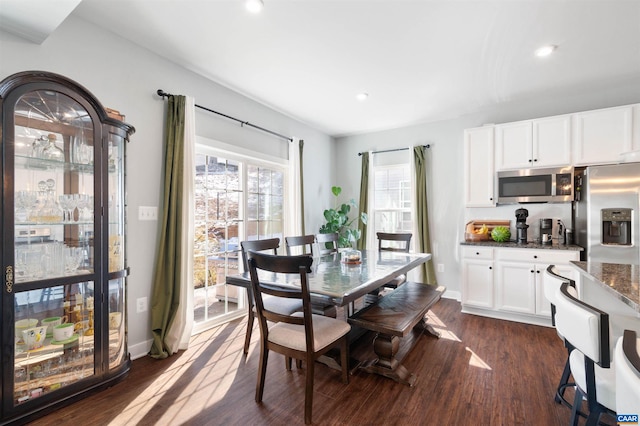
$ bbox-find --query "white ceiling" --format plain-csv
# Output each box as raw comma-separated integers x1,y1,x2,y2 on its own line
3,0,640,137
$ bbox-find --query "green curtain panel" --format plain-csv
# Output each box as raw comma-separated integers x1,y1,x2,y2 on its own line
299,139,305,235
357,152,369,251
413,145,438,284
149,95,186,359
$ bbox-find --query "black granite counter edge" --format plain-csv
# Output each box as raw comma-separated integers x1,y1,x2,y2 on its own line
460,240,584,251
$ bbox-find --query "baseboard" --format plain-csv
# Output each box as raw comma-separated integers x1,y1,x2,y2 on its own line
129,339,152,360
442,290,461,302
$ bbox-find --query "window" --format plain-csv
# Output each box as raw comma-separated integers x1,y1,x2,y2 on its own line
372,164,413,241
193,142,287,333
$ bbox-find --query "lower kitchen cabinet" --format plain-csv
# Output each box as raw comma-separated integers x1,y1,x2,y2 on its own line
461,244,580,326
462,247,493,309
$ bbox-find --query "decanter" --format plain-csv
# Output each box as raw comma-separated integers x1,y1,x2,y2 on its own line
42,133,64,162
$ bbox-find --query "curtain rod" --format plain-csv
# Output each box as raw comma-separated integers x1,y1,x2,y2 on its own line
156,89,293,142
358,144,430,156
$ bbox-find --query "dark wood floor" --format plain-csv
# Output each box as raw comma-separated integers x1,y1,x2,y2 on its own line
26,298,614,425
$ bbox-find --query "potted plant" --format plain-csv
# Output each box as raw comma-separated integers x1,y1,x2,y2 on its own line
319,186,368,248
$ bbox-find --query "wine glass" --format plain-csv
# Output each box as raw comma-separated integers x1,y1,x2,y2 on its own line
58,195,72,223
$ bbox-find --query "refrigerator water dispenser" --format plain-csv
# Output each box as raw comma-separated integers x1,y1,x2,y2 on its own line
601,208,632,246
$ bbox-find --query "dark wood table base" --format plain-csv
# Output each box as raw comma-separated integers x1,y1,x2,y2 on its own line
348,282,445,386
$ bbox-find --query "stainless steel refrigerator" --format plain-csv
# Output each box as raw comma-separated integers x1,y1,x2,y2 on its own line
573,162,640,264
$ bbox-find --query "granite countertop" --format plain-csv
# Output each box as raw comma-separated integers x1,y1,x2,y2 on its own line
460,240,584,251
571,261,640,312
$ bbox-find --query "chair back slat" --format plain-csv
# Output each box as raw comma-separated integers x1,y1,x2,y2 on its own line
285,235,315,256
377,232,412,253
240,238,280,271
315,233,339,255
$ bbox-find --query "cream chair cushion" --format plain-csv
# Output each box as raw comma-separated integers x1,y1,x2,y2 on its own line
269,313,351,352
569,349,616,412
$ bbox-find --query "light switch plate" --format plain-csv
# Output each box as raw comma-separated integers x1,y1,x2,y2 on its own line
138,206,158,221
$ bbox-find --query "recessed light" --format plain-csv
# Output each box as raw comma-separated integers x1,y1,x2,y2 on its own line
535,45,557,57
356,92,369,101
245,0,264,13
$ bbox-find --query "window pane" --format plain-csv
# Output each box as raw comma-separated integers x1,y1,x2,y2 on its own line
193,145,285,330
372,164,412,237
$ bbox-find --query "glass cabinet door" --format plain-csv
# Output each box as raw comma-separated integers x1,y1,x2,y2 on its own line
9,88,98,407
107,129,127,371
1,71,134,423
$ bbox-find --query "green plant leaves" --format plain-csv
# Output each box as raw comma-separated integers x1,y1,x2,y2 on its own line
320,186,367,248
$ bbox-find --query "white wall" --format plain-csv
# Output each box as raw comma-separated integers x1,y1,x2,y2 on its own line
335,84,640,300
0,15,335,358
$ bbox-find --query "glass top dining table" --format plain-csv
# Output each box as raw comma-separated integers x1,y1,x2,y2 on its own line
225,250,432,307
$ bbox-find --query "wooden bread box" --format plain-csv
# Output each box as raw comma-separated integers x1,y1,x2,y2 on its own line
465,220,510,242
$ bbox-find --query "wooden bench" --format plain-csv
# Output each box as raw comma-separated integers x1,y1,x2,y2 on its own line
348,281,445,386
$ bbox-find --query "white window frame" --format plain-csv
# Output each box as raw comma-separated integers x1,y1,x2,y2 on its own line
192,136,288,334
370,163,413,250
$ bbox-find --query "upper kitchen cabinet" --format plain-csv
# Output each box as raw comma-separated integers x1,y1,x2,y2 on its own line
464,126,495,207
0,71,134,423
572,104,634,165
495,115,571,171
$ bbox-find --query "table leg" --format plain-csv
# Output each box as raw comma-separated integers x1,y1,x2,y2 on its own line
414,317,441,338
360,333,416,386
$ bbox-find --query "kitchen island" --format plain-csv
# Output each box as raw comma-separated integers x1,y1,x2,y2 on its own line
570,261,639,314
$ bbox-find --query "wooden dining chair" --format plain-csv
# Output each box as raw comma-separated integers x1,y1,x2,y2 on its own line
240,238,303,355
614,329,640,415
554,281,616,425
285,234,315,256
377,232,412,289
247,251,350,425
315,232,339,255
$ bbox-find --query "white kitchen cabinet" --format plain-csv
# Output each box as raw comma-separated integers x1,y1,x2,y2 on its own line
573,104,633,165
464,126,494,207
461,244,580,326
495,115,571,170
461,247,494,309
495,261,537,314
494,248,579,319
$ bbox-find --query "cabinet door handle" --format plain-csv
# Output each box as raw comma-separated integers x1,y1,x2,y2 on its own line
5,266,13,293
489,266,492,270
530,270,534,273
528,159,532,162
476,252,480,255
533,255,538,259
534,159,538,162
536,270,540,274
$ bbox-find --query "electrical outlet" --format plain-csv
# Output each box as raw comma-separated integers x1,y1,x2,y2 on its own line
437,263,445,273
136,297,148,313
138,206,158,221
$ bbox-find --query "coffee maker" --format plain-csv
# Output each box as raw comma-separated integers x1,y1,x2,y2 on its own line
539,218,553,244
515,208,529,244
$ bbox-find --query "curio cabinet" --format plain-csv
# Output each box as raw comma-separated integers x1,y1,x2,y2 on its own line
0,71,134,424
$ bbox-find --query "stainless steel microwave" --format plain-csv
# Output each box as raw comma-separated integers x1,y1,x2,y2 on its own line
496,166,574,204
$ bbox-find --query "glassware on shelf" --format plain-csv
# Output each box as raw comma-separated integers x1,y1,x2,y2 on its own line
41,133,64,162
30,135,48,158
72,132,92,165
36,179,62,223
15,190,37,223
64,246,83,273
75,194,90,222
